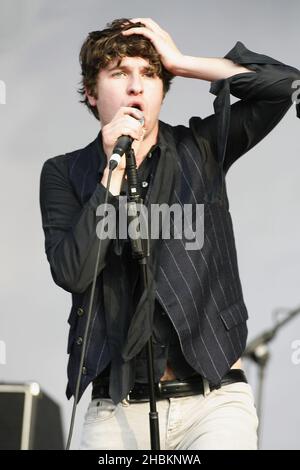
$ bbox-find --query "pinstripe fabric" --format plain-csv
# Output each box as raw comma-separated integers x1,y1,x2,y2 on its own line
39,41,300,404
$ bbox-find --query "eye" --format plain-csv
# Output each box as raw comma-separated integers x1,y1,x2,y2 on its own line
144,71,156,77
112,71,126,77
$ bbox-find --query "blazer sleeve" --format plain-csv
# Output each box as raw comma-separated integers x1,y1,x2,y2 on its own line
190,41,300,174
39,156,119,294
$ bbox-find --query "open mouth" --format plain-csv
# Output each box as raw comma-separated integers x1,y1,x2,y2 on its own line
129,103,144,112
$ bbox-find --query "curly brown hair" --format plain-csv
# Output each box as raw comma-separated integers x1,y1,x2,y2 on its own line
78,18,174,120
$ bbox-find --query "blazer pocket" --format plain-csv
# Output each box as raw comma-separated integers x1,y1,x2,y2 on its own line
219,299,249,330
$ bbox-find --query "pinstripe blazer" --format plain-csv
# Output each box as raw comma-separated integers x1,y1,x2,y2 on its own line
40,41,300,404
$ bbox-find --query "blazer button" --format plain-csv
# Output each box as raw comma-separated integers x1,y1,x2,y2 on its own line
76,336,83,346
77,307,84,317
82,366,87,375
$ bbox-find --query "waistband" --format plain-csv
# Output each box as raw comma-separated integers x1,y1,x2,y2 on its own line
92,369,248,402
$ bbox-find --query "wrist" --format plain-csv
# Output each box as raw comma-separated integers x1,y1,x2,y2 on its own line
170,55,192,77
100,167,125,196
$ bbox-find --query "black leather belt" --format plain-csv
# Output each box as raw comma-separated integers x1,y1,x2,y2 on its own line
92,369,247,402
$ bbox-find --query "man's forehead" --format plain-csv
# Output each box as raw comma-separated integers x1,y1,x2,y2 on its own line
106,56,151,70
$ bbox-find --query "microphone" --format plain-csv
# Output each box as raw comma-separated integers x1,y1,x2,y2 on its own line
109,114,144,170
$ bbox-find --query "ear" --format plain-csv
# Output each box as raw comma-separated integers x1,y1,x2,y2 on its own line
85,87,97,106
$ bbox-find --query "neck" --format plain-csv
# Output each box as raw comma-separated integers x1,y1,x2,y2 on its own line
133,121,159,168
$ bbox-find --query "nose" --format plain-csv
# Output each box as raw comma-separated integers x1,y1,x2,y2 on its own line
127,73,143,95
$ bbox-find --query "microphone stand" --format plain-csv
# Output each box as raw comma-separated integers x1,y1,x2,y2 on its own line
125,146,160,450
243,305,300,447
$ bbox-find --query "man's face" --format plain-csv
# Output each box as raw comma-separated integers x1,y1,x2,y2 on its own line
86,56,164,138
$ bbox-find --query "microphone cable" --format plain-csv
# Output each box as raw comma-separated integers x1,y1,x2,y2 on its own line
66,168,113,450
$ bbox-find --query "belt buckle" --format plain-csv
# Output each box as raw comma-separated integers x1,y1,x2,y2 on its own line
157,381,166,399
121,394,131,406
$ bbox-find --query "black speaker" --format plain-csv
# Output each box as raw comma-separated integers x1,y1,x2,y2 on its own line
0,382,65,449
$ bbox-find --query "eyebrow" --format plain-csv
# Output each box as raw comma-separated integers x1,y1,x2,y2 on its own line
107,64,154,73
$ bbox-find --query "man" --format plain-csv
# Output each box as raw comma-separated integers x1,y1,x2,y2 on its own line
39,18,300,450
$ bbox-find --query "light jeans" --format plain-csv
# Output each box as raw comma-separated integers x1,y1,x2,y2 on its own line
79,380,259,450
